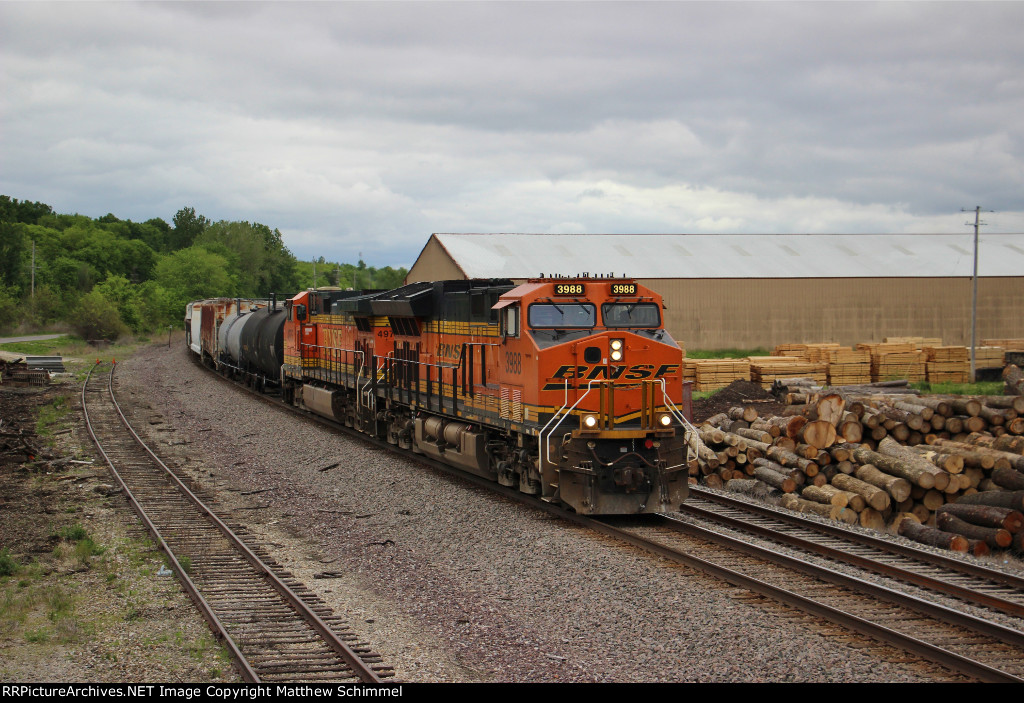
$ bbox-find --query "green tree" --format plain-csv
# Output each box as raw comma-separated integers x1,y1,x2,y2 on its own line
25,285,62,326
0,222,26,289
0,195,54,225
0,285,21,331
154,246,237,316
73,290,128,341
196,220,299,296
170,207,210,250
95,275,144,333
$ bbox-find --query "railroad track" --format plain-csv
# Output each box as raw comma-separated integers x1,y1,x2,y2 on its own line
683,486,1024,620
82,361,393,683
586,510,1024,683
190,354,1024,682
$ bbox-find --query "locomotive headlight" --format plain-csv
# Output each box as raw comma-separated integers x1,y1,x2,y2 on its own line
582,414,599,429
609,339,624,361
658,413,673,427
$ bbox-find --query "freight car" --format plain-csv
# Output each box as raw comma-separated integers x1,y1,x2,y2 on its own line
189,277,696,514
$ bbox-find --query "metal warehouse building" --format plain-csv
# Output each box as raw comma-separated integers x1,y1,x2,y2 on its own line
406,233,1024,350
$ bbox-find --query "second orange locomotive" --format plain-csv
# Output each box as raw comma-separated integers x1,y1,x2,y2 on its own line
277,276,693,514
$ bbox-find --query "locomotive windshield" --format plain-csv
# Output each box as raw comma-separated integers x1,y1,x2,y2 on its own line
602,302,661,328
528,303,596,328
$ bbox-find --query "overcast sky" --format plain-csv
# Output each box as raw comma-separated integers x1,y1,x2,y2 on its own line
2,1,1022,268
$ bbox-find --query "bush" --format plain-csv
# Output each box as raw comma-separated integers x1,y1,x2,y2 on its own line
0,285,21,332
56,524,88,542
0,547,19,576
72,290,128,342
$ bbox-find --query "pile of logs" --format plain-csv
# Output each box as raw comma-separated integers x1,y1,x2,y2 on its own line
1006,365,1024,396
692,386,1024,554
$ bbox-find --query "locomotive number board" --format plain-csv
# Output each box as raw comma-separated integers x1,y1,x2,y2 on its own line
553,283,586,296
610,283,637,296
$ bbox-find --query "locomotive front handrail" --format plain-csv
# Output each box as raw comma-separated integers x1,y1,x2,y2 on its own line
540,379,600,468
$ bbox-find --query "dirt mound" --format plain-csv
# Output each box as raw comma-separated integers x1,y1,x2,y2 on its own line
692,379,788,423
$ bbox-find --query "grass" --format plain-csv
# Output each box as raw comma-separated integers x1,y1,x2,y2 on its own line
55,524,88,542
35,395,73,437
0,335,79,356
52,524,106,568
911,380,1005,396
0,333,148,371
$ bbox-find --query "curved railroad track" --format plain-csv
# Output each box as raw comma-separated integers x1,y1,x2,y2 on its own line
683,486,1024,619
587,510,1024,683
189,353,1024,682
82,361,393,683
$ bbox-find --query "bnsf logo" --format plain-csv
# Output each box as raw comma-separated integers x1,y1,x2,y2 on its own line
436,342,462,360
542,363,680,390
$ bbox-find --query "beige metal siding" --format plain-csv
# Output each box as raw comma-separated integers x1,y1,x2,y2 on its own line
404,238,1024,350
406,238,467,283
644,277,1024,350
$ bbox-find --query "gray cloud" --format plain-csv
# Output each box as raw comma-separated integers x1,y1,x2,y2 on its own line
1,1,1022,268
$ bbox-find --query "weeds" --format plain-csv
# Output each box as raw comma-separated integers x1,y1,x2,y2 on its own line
74,539,106,566
911,380,1005,395
0,547,19,577
36,395,72,436
46,588,74,621
24,628,50,644
56,524,88,542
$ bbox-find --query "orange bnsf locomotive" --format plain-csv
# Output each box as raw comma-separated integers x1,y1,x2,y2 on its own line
189,277,695,514
275,276,694,514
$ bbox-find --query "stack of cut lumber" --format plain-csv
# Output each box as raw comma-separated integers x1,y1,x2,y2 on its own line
823,348,872,386
683,358,751,392
974,347,1005,369
772,343,841,363
694,390,1024,553
924,346,970,383
884,336,943,347
857,343,927,382
748,357,827,388
983,338,1024,352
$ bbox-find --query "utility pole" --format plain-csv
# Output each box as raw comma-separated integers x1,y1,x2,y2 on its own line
31,240,35,299
962,206,992,382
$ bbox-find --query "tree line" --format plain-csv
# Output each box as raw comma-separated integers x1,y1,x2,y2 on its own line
0,196,407,340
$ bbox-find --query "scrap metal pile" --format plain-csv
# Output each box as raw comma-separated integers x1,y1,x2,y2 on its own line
693,364,1024,556
0,358,50,386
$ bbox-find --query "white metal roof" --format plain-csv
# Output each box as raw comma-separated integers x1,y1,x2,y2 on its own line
428,233,1024,279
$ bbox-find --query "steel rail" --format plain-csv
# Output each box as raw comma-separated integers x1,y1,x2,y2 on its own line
690,485,1024,592
651,513,1024,646
682,489,1024,619
84,361,384,683
584,513,1023,683
82,362,259,682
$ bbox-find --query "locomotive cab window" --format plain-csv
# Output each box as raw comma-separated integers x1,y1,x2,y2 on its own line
528,303,596,329
601,302,660,328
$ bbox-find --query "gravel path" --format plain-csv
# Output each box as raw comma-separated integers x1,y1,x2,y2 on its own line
113,342,953,683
